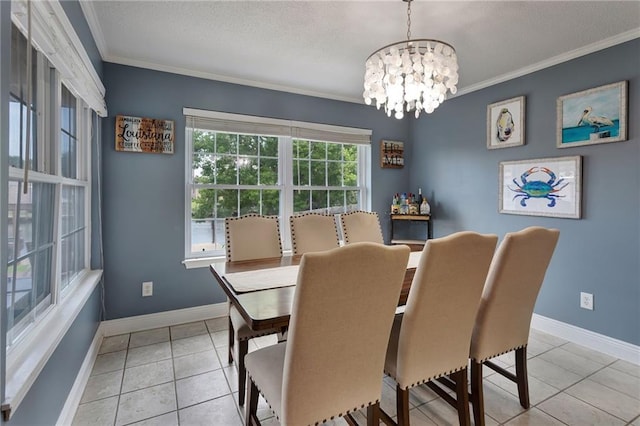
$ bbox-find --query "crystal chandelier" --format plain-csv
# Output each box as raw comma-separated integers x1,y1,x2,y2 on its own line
363,0,459,119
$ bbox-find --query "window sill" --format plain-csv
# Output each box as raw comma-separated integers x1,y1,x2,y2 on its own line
2,270,103,420
182,256,225,269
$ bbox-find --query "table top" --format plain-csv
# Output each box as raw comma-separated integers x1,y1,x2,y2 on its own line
210,251,421,332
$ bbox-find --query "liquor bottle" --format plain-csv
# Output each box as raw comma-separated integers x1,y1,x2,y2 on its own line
391,193,400,214
420,197,431,215
400,193,409,214
416,188,423,205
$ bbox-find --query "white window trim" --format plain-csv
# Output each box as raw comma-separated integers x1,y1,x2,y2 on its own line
3,8,99,418
2,270,103,420
11,0,107,116
182,108,372,266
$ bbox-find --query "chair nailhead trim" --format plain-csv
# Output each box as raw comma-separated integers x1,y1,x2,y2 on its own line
472,344,527,363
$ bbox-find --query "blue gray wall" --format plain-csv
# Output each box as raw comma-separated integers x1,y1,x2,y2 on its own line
102,41,639,346
0,2,103,423
101,63,409,320
409,39,639,346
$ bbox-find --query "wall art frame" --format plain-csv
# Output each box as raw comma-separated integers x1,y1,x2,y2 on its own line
380,140,404,168
499,155,582,219
487,96,525,149
557,80,627,148
115,114,175,154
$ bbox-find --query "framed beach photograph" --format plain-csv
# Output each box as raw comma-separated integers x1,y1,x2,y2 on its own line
487,96,525,149
499,156,582,219
557,81,627,148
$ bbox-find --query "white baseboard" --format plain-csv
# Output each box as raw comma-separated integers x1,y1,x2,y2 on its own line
56,328,104,426
100,302,228,337
531,313,640,365
58,302,229,424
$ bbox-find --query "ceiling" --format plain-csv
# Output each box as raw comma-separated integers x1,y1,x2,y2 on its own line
81,1,640,104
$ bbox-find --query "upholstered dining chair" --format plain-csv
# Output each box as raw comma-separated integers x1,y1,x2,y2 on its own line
470,226,560,426
339,210,384,244
225,214,283,405
289,212,340,255
382,232,498,426
244,242,410,426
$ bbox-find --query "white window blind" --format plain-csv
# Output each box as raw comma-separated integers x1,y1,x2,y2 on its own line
183,108,371,145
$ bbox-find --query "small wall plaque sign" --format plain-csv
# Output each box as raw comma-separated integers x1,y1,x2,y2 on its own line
380,140,404,168
115,114,175,154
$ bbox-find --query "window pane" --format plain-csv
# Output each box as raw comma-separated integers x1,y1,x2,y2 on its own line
239,189,260,215
327,162,342,186
310,161,326,186
311,190,328,210
327,143,342,161
293,159,309,186
262,190,280,216
329,190,345,209
346,190,360,209
191,218,224,254
260,136,278,157
6,181,55,345
10,25,38,171
60,186,85,293
193,130,215,153
216,133,237,154
61,85,77,179
217,189,238,217
344,162,357,186
216,155,237,185
259,158,278,185
292,139,309,159
191,188,216,220
238,157,258,185
238,135,258,155
192,153,215,183
310,141,326,160
293,190,311,213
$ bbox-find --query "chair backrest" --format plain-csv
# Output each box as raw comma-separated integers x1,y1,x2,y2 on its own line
282,242,410,425
289,213,340,255
339,210,384,244
225,214,282,261
391,232,498,388
470,227,560,362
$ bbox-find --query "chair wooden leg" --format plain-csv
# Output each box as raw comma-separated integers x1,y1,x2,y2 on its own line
515,347,530,409
470,361,485,426
367,402,381,426
396,385,410,426
245,377,260,426
453,369,471,426
238,339,249,406
228,316,234,364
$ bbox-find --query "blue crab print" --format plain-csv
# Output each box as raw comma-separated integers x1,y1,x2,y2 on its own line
509,167,569,207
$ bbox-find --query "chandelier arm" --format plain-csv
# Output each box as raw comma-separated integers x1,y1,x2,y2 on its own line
365,38,457,62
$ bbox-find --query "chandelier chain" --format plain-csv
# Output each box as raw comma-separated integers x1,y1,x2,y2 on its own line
406,0,412,40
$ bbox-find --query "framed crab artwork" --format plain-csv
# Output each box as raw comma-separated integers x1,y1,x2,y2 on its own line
499,156,582,219
557,80,627,148
487,96,525,149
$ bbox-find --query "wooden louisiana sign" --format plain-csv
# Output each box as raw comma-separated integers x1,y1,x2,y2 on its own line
115,114,175,154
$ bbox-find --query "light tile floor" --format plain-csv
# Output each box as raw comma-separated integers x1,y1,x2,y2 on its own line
72,318,640,426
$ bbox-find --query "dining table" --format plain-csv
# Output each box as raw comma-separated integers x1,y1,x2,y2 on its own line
209,250,422,334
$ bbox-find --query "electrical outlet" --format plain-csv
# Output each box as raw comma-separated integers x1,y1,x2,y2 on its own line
580,292,593,310
142,281,153,297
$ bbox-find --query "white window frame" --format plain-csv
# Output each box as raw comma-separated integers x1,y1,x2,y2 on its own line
3,1,105,416
182,108,371,268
